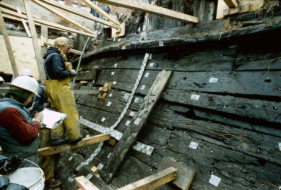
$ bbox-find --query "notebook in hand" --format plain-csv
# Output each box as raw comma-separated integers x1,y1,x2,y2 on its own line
41,109,67,129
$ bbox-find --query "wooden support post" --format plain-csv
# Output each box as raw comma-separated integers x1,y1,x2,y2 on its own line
100,70,172,183
81,0,120,26
16,7,31,38
0,9,19,78
38,133,111,157
31,0,96,36
158,157,195,190
23,0,45,83
1,9,97,38
75,176,100,190
40,18,48,57
37,0,120,30
223,0,238,8
116,167,178,190
95,0,199,24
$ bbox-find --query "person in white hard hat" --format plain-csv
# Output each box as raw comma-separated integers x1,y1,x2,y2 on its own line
0,76,44,167
11,69,34,82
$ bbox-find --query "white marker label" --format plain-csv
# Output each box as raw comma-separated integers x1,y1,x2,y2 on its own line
92,80,95,83
189,141,199,149
107,153,111,158
209,77,218,83
113,81,117,84
107,102,112,107
191,94,200,100
159,41,164,47
122,46,126,50
209,175,221,187
118,39,121,42
68,156,73,161
97,163,104,170
86,135,90,138
125,120,130,126
145,73,150,77
114,63,117,67
149,54,152,59
141,85,146,90
101,117,106,122
149,63,155,67
134,118,142,125
279,142,281,151
129,112,135,117
86,173,93,180
134,98,140,103
109,93,112,97
111,72,115,75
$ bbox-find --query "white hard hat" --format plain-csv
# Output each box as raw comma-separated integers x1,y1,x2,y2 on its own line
11,76,39,97
0,76,4,84
20,69,33,77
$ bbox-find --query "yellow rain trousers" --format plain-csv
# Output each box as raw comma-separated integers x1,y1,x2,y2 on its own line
39,129,59,180
45,77,80,140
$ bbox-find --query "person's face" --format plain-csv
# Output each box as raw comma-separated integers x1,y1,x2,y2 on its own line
61,45,70,55
23,94,35,106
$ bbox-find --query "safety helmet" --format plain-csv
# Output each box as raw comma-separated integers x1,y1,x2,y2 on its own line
11,76,40,97
20,69,33,77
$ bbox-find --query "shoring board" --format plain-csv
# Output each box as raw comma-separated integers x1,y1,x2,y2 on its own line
95,0,199,24
116,167,178,190
0,2,40,19
100,70,172,183
23,0,45,82
16,7,31,38
38,134,111,157
0,9,19,77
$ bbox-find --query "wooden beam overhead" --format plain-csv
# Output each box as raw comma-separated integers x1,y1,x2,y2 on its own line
38,133,111,157
1,9,97,38
16,7,31,38
0,2,40,19
95,0,199,24
44,42,82,55
23,0,45,83
31,0,96,36
81,0,121,26
37,0,120,30
116,167,178,190
0,9,19,78
223,0,238,8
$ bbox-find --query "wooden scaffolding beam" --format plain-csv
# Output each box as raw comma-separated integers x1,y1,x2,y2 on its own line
23,0,45,82
37,0,120,30
117,167,178,190
223,0,238,8
38,134,111,157
31,0,96,36
1,8,97,38
0,9,19,78
100,70,172,183
0,2,40,19
95,0,199,24
16,7,31,38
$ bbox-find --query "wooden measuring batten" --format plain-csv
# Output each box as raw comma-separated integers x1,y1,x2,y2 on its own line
100,70,172,183
38,133,111,157
95,0,199,24
117,167,178,190
0,9,19,78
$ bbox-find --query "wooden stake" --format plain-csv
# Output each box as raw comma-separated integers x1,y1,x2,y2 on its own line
100,69,172,183
1,10,97,38
116,167,178,190
31,0,96,36
81,0,121,26
16,7,31,38
75,176,100,190
23,0,45,83
38,133,111,157
38,0,120,30
223,0,238,8
94,0,199,24
0,9,19,77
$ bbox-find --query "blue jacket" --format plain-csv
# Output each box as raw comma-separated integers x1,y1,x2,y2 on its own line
33,85,50,112
0,98,40,158
43,47,71,79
